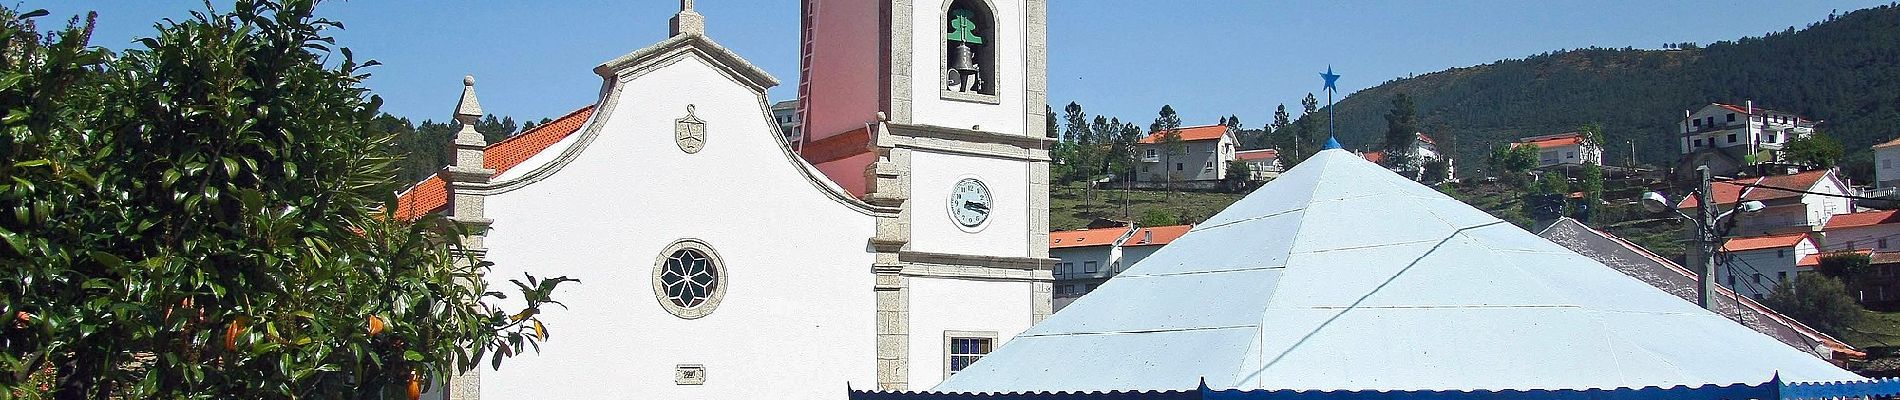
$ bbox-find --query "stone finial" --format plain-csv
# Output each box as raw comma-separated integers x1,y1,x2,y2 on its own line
670,0,705,37
454,75,483,125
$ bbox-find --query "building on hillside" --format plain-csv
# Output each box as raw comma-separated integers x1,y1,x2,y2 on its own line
1819,210,1900,309
1675,169,1853,237
1537,218,1859,361
1874,137,1900,189
1234,149,1281,180
1515,131,1602,168
1047,224,1190,311
1132,124,1237,189
768,99,800,144
1360,132,1453,182
1676,101,1818,177
1718,232,1817,301
391,1,1055,398
926,149,1863,394
1049,227,1132,311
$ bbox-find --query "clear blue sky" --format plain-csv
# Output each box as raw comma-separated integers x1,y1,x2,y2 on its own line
23,1,1890,130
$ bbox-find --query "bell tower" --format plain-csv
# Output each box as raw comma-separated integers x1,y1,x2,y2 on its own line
797,0,1052,391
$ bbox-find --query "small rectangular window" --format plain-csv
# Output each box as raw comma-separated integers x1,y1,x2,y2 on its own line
1175,163,1183,171
1727,134,1737,143
944,332,996,377
1141,164,1150,173
1693,119,1702,127
1204,162,1214,170
1754,274,1763,284
1053,262,1068,277
1777,249,1785,258
1777,271,1787,282
1146,149,1157,158
1849,241,1859,250
1727,113,1736,122
1882,238,1890,249
1693,139,1703,147
1083,261,1098,273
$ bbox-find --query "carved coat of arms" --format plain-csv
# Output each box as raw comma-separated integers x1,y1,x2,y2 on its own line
675,105,706,154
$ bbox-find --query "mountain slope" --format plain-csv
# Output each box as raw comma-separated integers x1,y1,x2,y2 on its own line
1311,4,1900,170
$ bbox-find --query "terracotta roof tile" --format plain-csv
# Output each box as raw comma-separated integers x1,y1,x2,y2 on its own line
1799,250,1873,268
1138,125,1228,144
1721,232,1810,252
1361,151,1385,164
1824,210,1900,230
1516,132,1585,149
1122,224,1192,247
391,105,595,221
1235,149,1278,161
1677,169,1832,209
1049,227,1129,249
1877,137,1900,149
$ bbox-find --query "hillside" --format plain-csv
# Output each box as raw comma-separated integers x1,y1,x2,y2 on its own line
1306,4,1900,171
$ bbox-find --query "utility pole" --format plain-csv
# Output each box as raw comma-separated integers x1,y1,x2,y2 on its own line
1693,165,1719,310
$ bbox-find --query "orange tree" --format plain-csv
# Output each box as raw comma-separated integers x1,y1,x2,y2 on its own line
0,1,569,398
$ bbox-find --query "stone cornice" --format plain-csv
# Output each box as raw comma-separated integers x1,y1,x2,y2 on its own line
595,33,779,93
898,250,1055,271
881,123,1053,161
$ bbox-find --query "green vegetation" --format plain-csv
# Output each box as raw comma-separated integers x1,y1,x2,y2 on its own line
0,2,565,397
1306,4,1900,176
1050,184,1244,230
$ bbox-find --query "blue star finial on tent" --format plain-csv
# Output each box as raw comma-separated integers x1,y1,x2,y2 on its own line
1321,65,1341,92
1323,136,1342,150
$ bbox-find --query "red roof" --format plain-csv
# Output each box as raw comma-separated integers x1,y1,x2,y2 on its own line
1516,132,1585,149
1414,132,1436,146
1824,210,1900,230
1799,250,1873,268
1721,232,1810,252
1676,169,1833,209
1138,125,1228,144
1361,151,1386,164
1049,228,1128,249
1123,224,1191,247
392,105,595,220
1235,149,1279,161
1876,137,1900,149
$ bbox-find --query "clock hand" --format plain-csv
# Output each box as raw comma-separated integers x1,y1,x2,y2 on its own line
963,201,990,213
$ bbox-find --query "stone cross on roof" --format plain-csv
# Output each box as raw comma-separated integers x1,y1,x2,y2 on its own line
671,0,705,37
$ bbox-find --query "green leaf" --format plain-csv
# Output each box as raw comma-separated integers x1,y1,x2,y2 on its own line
403,350,423,362
88,251,125,269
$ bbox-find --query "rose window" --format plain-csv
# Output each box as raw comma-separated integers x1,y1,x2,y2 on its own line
660,249,718,308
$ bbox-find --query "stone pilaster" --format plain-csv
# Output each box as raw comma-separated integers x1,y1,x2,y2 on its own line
442,75,494,400
864,121,913,390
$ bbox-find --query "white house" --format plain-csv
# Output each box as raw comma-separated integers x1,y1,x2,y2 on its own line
1677,101,1817,176
1047,224,1190,311
1676,169,1853,236
1233,149,1281,180
1821,209,1900,252
1362,132,1452,182
1133,124,1237,186
931,149,1863,394
1515,131,1602,167
1873,137,1900,189
394,1,1054,398
1718,232,1817,300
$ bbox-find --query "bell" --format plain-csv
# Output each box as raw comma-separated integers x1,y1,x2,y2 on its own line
949,42,978,73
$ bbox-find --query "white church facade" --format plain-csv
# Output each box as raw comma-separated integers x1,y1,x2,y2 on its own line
393,1,1053,398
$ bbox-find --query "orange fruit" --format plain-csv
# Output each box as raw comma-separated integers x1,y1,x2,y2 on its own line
368,315,386,337
406,372,422,400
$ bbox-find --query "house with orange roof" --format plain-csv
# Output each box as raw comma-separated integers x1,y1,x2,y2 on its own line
1819,209,1900,308
1677,101,1819,177
1675,169,1853,236
1514,131,1601,168
1874,136,1900,188
1047,224,1191,311
1719,232,1817,300
1359,132,1453,182
1132,124,1237,187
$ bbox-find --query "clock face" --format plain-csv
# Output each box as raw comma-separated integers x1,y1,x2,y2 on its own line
948,178,993,229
